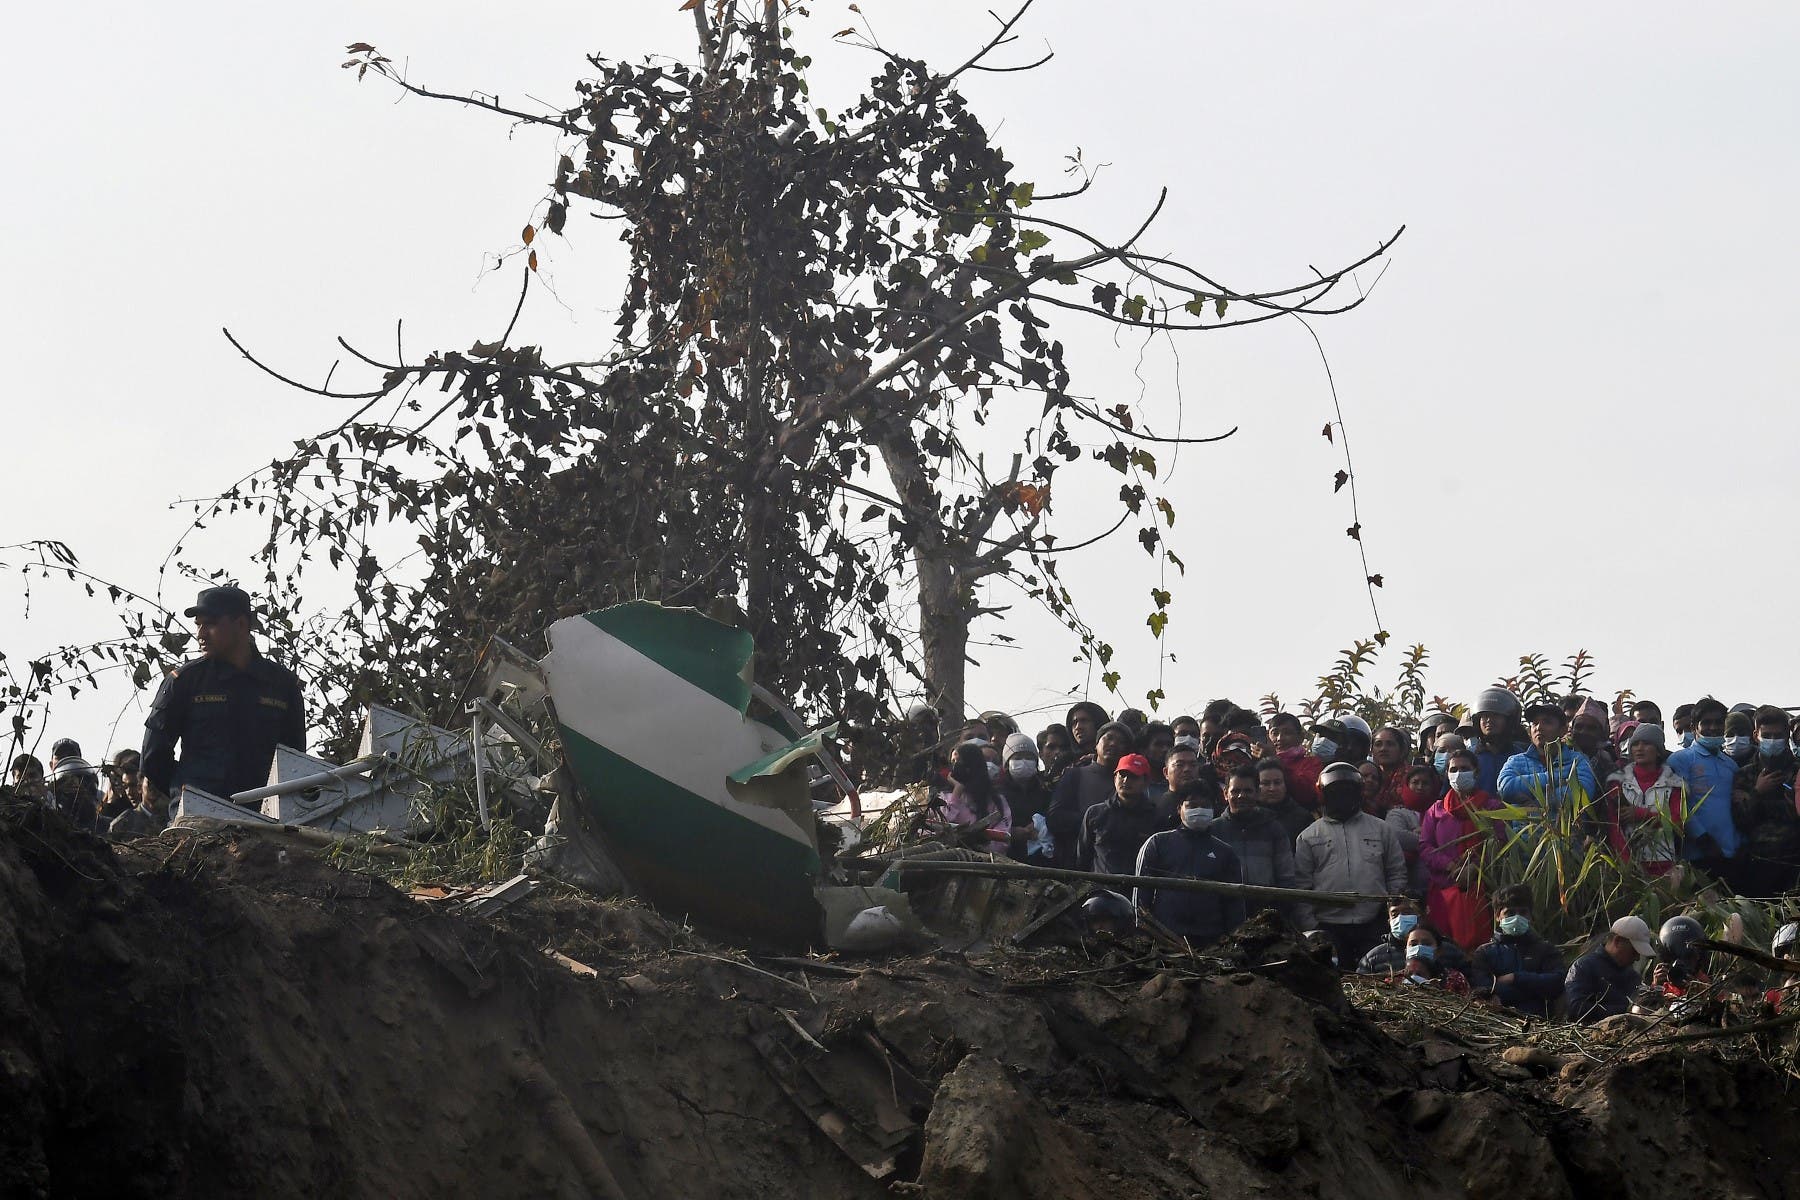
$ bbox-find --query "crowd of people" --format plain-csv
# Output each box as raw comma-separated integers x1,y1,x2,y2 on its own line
879,686,1800,1023
5,576,1796,1027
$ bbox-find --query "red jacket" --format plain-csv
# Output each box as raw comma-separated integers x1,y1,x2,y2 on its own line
1281,748,1322,809
1370,763,1432,815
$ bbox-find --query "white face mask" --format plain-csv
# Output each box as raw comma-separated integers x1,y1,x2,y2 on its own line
986,761,1002,783
1311,737,1339,760
1007,758,1040,781
1180,806,1214,830
1448,769,1477,795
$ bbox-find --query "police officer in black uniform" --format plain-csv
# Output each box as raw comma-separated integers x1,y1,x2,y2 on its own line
141,586,306,803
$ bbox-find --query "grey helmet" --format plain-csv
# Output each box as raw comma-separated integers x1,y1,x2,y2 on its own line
1418,710,1455,738
1472,688,1521,720
1774,922,1799,959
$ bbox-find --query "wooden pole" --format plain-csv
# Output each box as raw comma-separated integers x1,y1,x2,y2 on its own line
876,855,1389,908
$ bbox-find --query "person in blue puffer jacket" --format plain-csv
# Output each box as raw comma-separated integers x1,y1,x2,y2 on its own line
1496,701,1597,812
1666,695,1741,864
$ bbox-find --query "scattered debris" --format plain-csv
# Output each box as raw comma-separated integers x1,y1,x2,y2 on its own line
749,1008,931,1180
544,949,599,979
454,873,534,917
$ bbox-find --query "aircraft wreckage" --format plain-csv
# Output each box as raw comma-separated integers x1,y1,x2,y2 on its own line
172,601,898,947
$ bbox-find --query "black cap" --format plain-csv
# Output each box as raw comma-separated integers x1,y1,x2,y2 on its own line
1522,699,1566,721
50,738,80,759
185,586,254,620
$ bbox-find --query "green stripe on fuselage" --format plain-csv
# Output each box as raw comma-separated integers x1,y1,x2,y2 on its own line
581,602,753,713
560,724,821,946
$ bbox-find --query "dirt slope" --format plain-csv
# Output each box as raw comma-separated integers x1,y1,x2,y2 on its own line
0,802,1795,1199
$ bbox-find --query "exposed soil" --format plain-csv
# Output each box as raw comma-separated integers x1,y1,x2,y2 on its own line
1,800,1796,1199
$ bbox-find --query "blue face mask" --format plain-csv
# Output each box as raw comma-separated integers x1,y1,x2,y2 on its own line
1498,914,1530,936
1761,738,1789,759
1724,736,1753,762
1390,913,1419,938
1406,942,1436,962
1696,734,1724,753
1312,737,1339,760
1681,730,1696,749
1433,752,1449,774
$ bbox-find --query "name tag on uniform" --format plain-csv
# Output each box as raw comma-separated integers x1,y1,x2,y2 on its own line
195,693,229,703
258,696,289,710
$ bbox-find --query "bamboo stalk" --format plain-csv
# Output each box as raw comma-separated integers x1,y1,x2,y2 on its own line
880,855,1388,907
1640,1010,1800,1046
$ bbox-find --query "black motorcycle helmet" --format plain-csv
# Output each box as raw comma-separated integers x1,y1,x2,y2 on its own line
1082,890,1137,936
1658,914,1706,962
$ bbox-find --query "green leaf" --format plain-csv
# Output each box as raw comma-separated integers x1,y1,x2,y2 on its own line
1128,448,1157,475
1155,496,1176,526
1147,611,1168,637
1122,294,1148,322
1150,587,1171,609
1018,229,1050,253
1214,296,1229,318
1012,181,1034,208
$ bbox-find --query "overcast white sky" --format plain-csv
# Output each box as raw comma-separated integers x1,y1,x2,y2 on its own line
3,1,1798,754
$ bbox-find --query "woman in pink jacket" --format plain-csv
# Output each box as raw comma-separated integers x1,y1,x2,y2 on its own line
1418,747,1502,953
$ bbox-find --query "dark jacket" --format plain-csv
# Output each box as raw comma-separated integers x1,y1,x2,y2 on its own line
1004,775,1055,862
1565,949,1641,1023
1048,763,1116,866
1734,750,1800,874
1134,826,1246,946
1262,796,1315,843
1469,932,1566,1018
1214,806,1299,919
1357,933,1469,977
1004,775,1054,826
1079,794,1165,877
141,650,306,800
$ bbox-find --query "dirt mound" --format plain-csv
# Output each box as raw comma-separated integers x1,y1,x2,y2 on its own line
1,802,1797,1198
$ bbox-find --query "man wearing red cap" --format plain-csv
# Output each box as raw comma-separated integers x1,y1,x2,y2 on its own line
1078,752,1165,876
